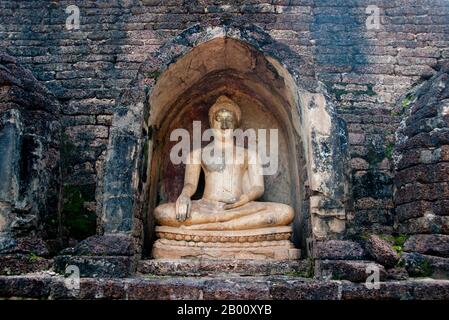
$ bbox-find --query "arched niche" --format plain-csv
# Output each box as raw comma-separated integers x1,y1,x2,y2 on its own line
148,37,305,245
155,87,296,207
99,24,349,258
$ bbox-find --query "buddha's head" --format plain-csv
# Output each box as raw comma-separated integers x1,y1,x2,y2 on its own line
208,96,241,133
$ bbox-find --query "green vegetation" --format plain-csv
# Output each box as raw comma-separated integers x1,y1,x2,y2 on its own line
331,274,344,281
1,267,12,276
147,70,161,80
61,133,77,161
401,93,414,110
63,185,96,240
325,82,377,102
379,234,409,257
278,258,315,278
307,258,315,278
407,258,433,278
392,93,415,116
28,253,42,262
366,143,384,167
419,259,433,277
365,141,395,167
385,143,394,160
393,234,408,247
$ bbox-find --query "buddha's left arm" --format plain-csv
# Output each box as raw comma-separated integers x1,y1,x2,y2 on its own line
224,149,264,209
245,150,264,201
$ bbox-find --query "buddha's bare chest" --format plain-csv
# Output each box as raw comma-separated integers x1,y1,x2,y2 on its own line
202,165,245,200
201,148,246,173
201,148,246,198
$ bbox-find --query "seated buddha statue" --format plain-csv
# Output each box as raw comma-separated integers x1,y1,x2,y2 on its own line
152,96,298,260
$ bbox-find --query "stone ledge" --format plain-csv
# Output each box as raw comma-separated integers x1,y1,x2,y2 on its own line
0,236,49,257
59,234,135,256
397,215,449,235
341,279,449,300
402,252,449,279
315,260,387,282
404,234,449,258
1,275,449,300
0,254,52,276
137,259,312,277
0,275,53,299
314,240,367,260
54,255,136,278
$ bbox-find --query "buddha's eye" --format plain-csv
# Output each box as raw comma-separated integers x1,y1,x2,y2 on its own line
215,109,235,127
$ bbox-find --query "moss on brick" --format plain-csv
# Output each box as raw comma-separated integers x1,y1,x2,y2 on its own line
392,93,416,116
401,93,414,110
385,143,394,160
147,70,162,80
409,258,433,278
28,253,43,262
325,82,377,102
366,144,384,167
379,234,408,258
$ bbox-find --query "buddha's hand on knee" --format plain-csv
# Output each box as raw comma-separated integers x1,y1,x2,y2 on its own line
224,194,250,210
175,194,191,222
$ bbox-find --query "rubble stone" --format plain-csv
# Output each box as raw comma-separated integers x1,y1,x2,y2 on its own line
365,235,400,268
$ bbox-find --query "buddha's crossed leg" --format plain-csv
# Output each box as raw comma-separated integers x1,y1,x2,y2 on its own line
154,200,294,230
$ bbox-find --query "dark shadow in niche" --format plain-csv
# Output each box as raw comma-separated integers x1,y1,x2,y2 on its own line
191,170,206,201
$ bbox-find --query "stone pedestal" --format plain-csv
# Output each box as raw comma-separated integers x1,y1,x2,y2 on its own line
152,226,300,260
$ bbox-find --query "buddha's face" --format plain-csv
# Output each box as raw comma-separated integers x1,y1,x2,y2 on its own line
213,108,237,130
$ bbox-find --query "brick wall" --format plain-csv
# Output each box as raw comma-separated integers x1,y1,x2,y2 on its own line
1,0,448,240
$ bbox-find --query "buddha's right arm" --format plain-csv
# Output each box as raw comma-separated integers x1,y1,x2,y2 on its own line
180,151,201,197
